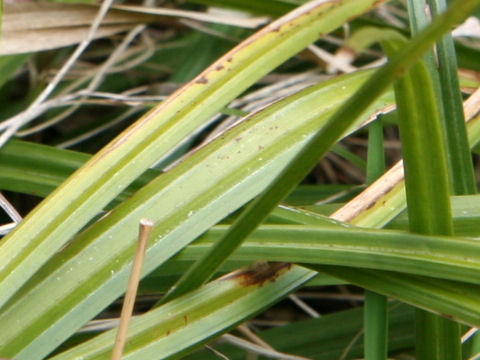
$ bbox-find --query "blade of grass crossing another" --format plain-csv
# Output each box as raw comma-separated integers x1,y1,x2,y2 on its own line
406,0,474,196
407,0,474,356
408,1,471,356
162,0,480,303
382,34,460,359
311,265,480,329
364,118,388,360
427,0,477,195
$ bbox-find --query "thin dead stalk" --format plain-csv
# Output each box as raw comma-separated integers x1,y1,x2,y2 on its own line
111,219,154,360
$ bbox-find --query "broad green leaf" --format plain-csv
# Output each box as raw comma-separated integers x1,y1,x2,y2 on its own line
0,68,393,359
175,225,480,286
1,1,479,359
0,0,385,313
50,264,314,360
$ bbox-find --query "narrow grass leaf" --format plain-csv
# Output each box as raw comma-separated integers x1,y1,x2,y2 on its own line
180,225,480,286
364,118,388,360
316,266,480,328
428,0,477,195
383,24,459,358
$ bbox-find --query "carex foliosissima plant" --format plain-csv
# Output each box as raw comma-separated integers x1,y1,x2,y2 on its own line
0,0,480,359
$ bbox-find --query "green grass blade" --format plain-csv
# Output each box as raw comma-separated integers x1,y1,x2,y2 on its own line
49,264,314,360
315,265,480,328
181,225,480,286
365,119,388,360
388,195,480,237
383,44,453,235
383,28,459,360
332,143,367,170
364,291,388,360
0,55,29,89
0,139,160,205
428,0,477,195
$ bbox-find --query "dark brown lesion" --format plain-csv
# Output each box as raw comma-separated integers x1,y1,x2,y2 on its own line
195,76,208,84
227,261,292,287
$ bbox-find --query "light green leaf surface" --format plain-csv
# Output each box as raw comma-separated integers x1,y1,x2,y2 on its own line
0,0,385,312
0,68,392,359
177,225,480,286
50,1,480,358
160,0,479,305
50,264,313,360
385,15,460,358
1,1,479,359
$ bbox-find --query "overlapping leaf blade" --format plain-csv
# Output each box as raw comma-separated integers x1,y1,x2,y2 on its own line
0,0,385,312
0,68,393,359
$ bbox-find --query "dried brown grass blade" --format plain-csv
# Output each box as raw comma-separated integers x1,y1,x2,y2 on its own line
1,3,148,55
0,3,268,55
1,25,135,55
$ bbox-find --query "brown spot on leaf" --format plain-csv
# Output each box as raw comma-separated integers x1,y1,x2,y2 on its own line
229,262,291,287
364,182,398,211
196,76,208,84
440,312,454,320
366,201,376,210
215,65,224,71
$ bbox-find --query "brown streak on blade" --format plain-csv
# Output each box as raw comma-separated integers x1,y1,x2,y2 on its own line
225,262,291,287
